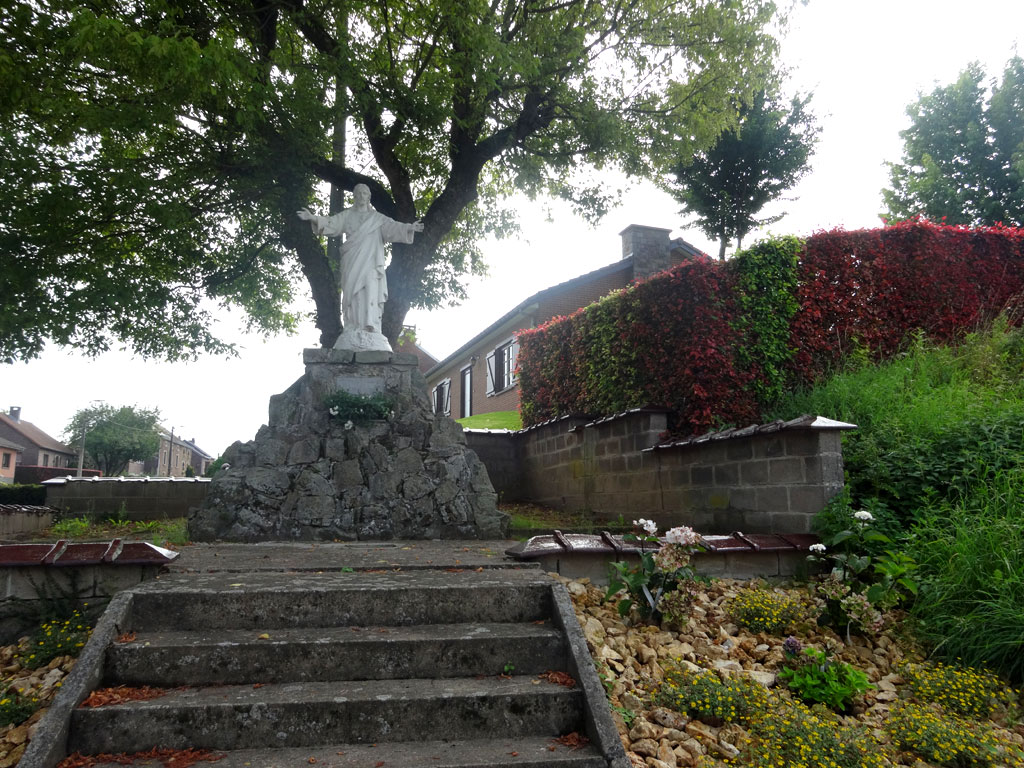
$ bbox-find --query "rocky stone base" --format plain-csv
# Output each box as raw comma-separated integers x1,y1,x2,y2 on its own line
188,349,507,542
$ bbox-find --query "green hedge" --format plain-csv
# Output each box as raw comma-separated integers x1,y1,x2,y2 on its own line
0,484,47,505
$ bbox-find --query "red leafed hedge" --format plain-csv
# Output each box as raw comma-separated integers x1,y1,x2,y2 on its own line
517,221,1024,435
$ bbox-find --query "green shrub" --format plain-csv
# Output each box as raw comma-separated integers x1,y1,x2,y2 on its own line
0,483,46,505
907,469,1024,685
901,661,1018,721
746,699,888,768
726,585,805,635
773,322,1024,527
655,663,768,725
323,390,394,424
778,647,873,712
886,701,1024,768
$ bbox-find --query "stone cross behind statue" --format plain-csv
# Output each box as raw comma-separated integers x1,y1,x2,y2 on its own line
299,184,424,352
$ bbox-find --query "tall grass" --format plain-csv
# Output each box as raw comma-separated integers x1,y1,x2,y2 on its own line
772,320,1024,524
905,469,1024,685
771,319,1024,684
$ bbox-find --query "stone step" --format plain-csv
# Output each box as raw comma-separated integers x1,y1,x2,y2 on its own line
68,676,586,754
127,570,554,630
105,622,567,686
75,735,608,767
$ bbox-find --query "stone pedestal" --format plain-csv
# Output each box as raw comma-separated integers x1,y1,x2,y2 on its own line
188,349,507,541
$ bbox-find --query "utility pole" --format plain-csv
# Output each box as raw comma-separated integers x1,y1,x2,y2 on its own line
166,426,175,477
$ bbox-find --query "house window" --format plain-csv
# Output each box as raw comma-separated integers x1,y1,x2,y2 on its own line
486,337,519,396
42,453,50,467
460,366,472,418
1,453,10,469
432,379,451,416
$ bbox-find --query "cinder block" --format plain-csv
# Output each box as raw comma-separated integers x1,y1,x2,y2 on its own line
759,436,786,458
693,553,728,577
768,457,804,484
803,458,823,483
722,552,782,579
755,486,789,512
740,460,770,485
785,432,820,456
725,441,752,461
691,466,714,486
727,488,757,512
739,510,774,533
668,468,690,486
714,463,739,485
711,509,742,533
770,511,814,533
789,485,827,515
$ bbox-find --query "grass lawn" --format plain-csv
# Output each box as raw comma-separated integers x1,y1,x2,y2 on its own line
456,411,522,430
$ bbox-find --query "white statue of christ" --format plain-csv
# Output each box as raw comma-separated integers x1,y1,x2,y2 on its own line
298,184,423,352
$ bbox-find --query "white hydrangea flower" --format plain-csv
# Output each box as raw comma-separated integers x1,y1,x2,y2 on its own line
853,510,874,523
329,406,339,416
809,543,827,554
664,526,700,546
634,518,658,535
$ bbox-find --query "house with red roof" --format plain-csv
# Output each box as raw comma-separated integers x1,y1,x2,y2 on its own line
0,407,76,471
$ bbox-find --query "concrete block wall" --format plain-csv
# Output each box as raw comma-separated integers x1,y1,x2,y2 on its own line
463,431,523,501
654,430,845,534
44,478,211,521
468,412,850,534
0,507,54,537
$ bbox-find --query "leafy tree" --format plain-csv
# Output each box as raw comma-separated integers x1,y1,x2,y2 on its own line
883,57,1024,227
0,0,785,362
65,404,161,477
668,89,818,260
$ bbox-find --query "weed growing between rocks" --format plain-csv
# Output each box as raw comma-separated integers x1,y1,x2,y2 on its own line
726,586,806,635
0,609,93,766
17,610,90,669
887,702,1024,768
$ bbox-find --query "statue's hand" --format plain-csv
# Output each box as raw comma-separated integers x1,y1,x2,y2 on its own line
412,220,425,233
297,209,316,221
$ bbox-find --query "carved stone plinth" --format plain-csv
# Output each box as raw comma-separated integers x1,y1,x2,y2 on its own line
188,349,507,541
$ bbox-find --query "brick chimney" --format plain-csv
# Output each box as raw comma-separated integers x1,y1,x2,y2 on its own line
620,224,674,278
8,406,20,423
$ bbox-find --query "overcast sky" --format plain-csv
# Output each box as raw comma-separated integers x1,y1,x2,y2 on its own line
3,0,1023,458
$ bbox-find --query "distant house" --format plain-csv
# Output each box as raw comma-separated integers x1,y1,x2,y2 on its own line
0,437,24,484
0,407,76,470
424,225,705,419
144,429,214,477
395,327,440,376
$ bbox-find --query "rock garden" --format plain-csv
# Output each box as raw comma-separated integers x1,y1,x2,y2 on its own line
558,515,1024,768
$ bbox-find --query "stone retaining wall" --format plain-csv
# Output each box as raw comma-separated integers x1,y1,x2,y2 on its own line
43,478,210,521
466,412,852,534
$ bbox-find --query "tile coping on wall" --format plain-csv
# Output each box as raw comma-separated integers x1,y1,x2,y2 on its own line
644,415,857,451
507,530,819,560
0,540,179,567
464,411,856,441
41,477,212,485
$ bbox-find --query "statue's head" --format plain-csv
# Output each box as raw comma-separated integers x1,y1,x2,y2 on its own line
353,184,371,208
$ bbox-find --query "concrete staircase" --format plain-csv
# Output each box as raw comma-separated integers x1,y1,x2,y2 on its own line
43,569,627,767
